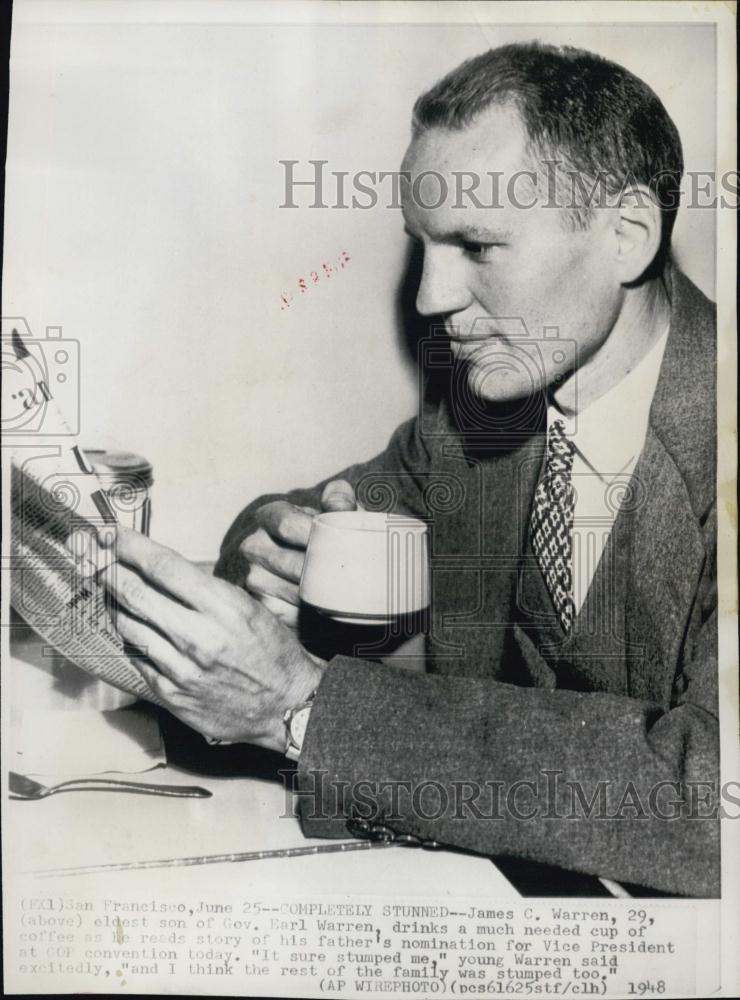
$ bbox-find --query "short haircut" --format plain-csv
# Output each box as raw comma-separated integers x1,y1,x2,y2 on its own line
412,42,683,276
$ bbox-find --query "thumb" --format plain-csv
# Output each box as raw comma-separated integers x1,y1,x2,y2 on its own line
320,479,357,512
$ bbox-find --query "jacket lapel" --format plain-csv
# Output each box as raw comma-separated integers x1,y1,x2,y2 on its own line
624,428,707,704
622,266,715,703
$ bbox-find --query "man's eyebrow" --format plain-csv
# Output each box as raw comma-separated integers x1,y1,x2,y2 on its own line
402,223,512,242
450,224,513,243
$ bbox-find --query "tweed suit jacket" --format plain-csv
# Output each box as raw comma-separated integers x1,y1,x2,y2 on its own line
215,267,719,897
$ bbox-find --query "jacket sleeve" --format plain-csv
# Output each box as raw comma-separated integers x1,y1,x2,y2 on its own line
295,513,720,898
214,409,436,585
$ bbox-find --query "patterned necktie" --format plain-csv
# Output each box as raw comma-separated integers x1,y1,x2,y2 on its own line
530,418,577,632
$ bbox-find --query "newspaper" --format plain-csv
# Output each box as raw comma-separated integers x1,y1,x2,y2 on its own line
1,2,738,1000
9,449,160,703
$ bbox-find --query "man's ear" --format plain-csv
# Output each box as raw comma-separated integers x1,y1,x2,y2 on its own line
612,185,663,284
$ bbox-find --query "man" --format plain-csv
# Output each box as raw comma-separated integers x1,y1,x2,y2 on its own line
99,43,718,896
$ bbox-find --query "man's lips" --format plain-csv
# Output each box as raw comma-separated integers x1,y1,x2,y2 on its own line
445,321,507,344
447,331,506,347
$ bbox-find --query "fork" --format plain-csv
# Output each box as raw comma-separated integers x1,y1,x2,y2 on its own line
8,771,212,800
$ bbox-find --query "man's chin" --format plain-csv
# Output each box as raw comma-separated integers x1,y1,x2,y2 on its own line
463,360,545,406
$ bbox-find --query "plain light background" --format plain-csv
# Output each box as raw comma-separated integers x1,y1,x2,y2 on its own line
4,4,716,560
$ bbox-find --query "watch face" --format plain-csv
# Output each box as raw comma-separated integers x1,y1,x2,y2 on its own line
290,706,311,746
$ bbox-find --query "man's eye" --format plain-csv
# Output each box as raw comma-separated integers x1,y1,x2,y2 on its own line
461,241,499,261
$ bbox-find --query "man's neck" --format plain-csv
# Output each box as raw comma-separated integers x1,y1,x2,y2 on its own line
555,276,671,417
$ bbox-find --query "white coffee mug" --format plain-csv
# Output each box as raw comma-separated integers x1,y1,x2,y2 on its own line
299,510,430,624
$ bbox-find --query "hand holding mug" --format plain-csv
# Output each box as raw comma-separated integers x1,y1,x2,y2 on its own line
239,480,357,628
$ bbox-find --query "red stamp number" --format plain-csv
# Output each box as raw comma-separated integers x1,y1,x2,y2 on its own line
280,250,352,310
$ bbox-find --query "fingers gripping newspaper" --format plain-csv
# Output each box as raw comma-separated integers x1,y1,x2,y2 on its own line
8,328,160,705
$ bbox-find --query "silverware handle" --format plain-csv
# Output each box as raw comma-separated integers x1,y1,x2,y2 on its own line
51,779,211,798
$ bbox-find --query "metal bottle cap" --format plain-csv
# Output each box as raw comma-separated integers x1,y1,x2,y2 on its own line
85,450,153,488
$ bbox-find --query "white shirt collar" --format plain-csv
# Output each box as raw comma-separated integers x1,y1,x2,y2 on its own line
549,326,669,481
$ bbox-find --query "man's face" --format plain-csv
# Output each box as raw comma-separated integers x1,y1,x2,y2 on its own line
401,105,622,403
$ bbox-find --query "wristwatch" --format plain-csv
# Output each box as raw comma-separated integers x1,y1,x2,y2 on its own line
283,689,318,761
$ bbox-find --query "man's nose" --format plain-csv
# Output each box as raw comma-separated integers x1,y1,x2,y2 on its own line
415,247,472,317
